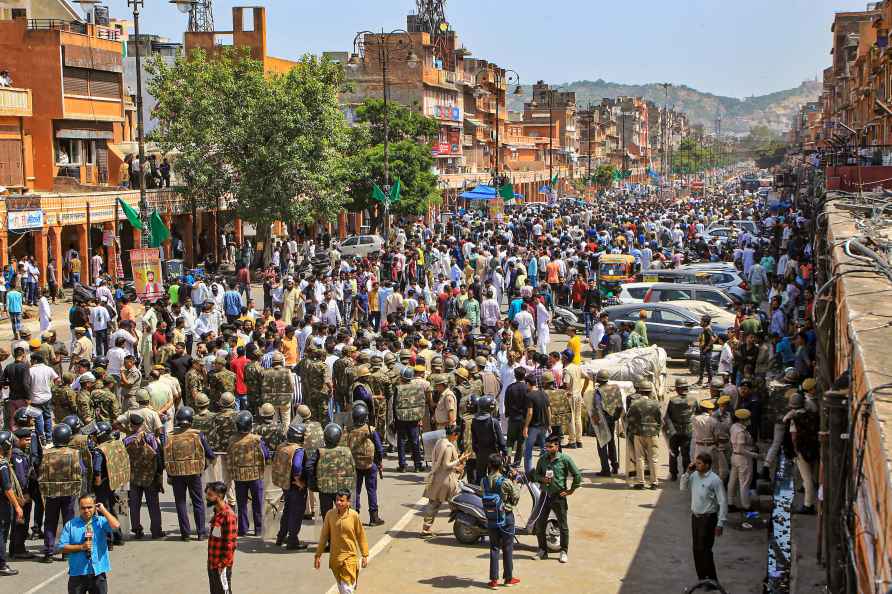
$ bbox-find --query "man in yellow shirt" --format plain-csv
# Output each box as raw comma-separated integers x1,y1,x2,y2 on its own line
315,491,369,594
566,326,582,364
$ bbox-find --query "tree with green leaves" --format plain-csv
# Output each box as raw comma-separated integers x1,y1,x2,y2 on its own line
592,163,617,187
147,48,351,261
344,99,441,231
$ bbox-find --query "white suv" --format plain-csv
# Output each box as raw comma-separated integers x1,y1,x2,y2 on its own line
337,234,384,258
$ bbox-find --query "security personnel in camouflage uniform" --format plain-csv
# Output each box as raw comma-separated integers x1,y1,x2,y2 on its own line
124,413,163,539
308,423,355,518
393,367,425,472
368,355,391,434
228,411,270,536
272,422,309,549
664,377,694,480
207,392,238,506
38,424,83,562
208,356,236,411
344,403,384,526
626,381,661,489
185,358,208,410
244,349,265,416
300,345,331,424
91,421,129,546
76,372,96,424
165,407,214,540
332,346,358,413
295,404,324,521
192,393,216,435
589,369,622,476
90,379,121,424
62,415,94,492
350,365,374,414
444,355,459,390
542,371,571,446
465,361,484,401
255,403,286,454
262,352,295,427
51,372,78,423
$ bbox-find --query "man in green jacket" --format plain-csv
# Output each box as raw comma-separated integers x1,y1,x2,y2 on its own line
530,434,581,563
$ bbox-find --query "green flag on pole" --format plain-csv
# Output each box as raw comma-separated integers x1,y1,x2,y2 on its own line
149,210,170,247
611,170,621,182
498,182,514,199
388,179,401,203
118,198,143,230
372,183,387,203
550,173,558,187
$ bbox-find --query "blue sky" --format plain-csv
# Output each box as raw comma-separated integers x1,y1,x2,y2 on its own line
103,0,869,98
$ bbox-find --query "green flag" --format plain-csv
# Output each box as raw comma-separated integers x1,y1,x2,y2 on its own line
149,210,170,248
611,170,622,182
498,182,514,199
550,174,558,187
372,183,387,203
118,198,143,230
388,179,401,203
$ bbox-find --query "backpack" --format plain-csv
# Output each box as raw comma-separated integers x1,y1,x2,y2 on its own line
481,475,507,529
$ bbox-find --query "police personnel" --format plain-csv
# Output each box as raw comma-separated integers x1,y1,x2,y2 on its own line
626,381,661,490
255,403,286,455
124,413,164,540
344,403,384,526
691,399,718,464
728,409,759,518
296,405,324,521
272,422,309,550
309,423,355,518
262,353,295,427
165,407,214,541
542,371,571,447
393,368,425,473
589,370,622,476
713,393,733,482
9,428,34,560
62,415,94,490
39,424,83,563
0,430,24,575
91,421,129,547
664,377,694,481
208,393,238,506
228,410,270,536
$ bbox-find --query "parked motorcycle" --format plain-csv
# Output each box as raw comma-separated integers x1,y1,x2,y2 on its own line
552,305,583,334
448,471,562,553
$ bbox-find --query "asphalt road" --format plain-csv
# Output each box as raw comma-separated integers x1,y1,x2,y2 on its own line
3,289,768,593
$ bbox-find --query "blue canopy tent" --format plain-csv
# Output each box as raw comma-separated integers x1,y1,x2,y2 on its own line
459,184,524,201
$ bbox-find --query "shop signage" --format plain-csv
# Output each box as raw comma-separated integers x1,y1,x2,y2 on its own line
7,209,44,231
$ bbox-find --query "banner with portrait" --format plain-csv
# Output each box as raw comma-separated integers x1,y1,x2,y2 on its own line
130,247,164,303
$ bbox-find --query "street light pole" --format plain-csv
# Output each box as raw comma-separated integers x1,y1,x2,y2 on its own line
129,0,151,248
349,30,418,245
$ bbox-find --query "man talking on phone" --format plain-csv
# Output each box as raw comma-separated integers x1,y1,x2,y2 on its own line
530,433,581,564
58,493,120,594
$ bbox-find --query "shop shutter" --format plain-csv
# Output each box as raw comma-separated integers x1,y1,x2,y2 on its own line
62,67,90,96
90,70,120,99
97,144,109,183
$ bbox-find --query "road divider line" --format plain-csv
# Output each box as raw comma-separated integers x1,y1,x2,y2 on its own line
23,568,67,594
325,496,426,594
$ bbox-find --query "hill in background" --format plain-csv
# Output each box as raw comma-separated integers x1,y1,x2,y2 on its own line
508,79,821,136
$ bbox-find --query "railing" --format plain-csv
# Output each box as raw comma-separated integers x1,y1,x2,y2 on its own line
0,87,32,117
26,19,120,41
819,144,892,166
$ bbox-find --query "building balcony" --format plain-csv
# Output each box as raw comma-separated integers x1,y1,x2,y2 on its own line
0,87,32,117
27,19,121,41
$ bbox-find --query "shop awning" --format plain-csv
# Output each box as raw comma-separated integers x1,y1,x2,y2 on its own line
56,128,114,140
459,184,524,200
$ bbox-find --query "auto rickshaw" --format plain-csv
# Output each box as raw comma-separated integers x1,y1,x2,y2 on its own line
598,254,636,299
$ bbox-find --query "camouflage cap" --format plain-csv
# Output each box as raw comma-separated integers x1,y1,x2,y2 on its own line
636,380,654,393
259,403,276,418
135,388,151,403
709,378,724,390
344,345,358,355
398,349,412,361
219,392,236,408
675,377,691,389
354,365,371,379
474,356,488,368
194,392,210,408
296,404,311,419
272,352,285,365
431,373,449,386
357,352,370,364
383,352,397,365
370,354,384,365
215,356,227,366
542,371,555,385
596,369,610,382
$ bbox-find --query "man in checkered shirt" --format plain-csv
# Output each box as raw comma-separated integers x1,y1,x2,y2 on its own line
206,482,238,594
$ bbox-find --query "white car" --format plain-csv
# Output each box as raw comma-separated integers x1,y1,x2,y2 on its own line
337,234,384,258
615,282,654,304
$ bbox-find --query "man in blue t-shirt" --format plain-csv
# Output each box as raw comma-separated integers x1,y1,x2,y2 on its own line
58,493,120,593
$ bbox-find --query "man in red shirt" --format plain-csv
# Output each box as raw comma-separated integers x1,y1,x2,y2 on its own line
229,346,250,412
206,481,237,594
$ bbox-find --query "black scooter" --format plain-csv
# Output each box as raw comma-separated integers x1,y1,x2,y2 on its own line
447,471,562,553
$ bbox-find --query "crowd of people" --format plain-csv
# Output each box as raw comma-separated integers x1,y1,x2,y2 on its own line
0,176,821,592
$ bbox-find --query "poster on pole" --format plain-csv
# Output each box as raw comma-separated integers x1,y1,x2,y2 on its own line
129,247,164,303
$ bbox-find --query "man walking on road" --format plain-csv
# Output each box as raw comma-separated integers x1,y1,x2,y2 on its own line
680,453,727,587
315,490,369,594
206,481,237,594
